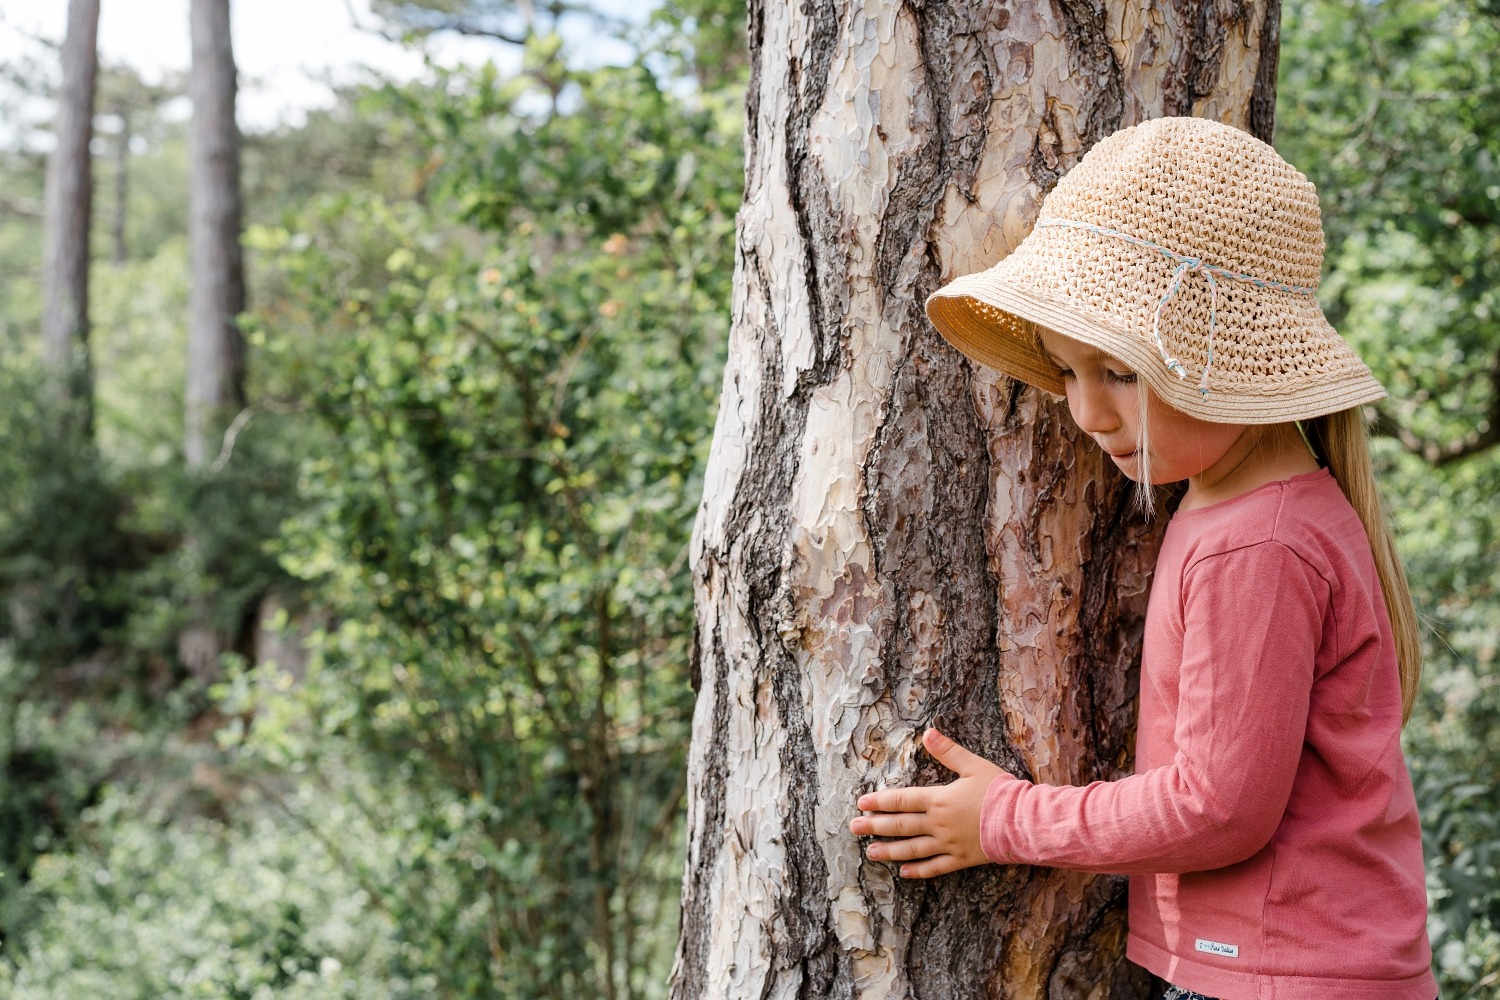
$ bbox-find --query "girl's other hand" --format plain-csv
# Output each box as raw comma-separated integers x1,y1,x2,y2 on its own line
848,727,1010,878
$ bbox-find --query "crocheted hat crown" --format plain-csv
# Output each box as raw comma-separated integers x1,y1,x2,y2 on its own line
925,116,1386,423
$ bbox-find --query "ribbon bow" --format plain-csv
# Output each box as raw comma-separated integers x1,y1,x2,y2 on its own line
1036,219,1319,397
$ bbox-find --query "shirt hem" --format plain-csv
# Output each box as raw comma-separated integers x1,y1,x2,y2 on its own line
1127,934,1438,1000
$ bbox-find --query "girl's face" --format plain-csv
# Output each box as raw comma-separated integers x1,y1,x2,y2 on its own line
1037,328,1248,487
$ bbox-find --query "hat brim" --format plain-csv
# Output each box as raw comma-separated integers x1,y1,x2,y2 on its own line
926,273,1387,425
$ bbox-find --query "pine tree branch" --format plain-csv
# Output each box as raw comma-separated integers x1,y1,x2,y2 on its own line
1369,353,1500,465
344,0,530,46
409,17,529,45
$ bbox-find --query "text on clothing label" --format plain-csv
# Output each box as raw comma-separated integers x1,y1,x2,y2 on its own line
1195,938,1239,958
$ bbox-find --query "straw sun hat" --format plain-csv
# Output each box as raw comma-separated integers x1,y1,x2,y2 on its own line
925,116,1386,424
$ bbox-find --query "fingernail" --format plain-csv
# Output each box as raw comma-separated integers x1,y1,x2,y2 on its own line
899,866,909,877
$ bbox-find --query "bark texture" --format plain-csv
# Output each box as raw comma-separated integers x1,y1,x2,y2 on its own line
40,0,101,419
186,0,247,469
674,3,1280,998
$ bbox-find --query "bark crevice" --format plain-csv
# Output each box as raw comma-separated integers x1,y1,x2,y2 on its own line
674,618,732,1000
1249,2,1282,142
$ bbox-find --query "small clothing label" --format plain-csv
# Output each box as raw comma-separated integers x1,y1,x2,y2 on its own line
1195,938,1239,958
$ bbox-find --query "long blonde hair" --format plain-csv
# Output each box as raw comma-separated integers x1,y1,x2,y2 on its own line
1305,408,1422,725
1129,397,1421,724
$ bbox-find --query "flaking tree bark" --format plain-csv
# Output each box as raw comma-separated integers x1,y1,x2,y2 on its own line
673,3,1281,998
40,0,101,428
186,0,246,469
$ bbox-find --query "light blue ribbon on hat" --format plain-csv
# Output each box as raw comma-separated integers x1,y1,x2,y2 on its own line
1036,218,1320,397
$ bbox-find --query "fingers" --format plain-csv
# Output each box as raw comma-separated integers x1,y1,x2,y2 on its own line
894,854,964,880
863,835,942,863
850,733,998,882
856,786,931,814
923,727,986,776
848,811,929,838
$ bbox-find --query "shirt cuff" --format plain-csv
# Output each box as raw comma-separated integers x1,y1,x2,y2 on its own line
979,772,1027,864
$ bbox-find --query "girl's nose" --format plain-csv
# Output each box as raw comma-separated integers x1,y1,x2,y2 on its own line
1067,381,1121,435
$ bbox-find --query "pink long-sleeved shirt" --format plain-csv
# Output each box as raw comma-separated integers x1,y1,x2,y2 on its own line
979,469,1435,1000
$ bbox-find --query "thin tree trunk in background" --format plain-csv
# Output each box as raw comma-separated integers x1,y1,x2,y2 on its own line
111,106,130,265
186,0,246,469
181,0,247,682
673,3,1281,998
40,0,100,429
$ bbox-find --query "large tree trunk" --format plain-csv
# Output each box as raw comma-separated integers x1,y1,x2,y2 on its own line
40,0,100,426
673,4,1281,998
186,0,246,469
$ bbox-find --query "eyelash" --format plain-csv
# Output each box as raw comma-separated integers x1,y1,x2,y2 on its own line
1056,369,1138,385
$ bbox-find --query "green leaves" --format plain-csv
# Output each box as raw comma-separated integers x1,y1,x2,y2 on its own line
1280,0,1500,458
245,32,740,999
0,2,747,995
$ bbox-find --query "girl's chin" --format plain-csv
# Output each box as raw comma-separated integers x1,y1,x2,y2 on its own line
1108,451,1166,485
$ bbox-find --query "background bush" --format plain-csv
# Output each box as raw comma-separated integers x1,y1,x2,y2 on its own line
0,1,1495,997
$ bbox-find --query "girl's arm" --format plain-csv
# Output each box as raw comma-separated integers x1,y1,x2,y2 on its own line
855,539,1327,877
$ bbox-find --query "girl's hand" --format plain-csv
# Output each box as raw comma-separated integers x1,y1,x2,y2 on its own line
848,727,1010,878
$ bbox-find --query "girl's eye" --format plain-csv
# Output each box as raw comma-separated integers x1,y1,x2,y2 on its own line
1107,370,1137,385
1056,368,1075,380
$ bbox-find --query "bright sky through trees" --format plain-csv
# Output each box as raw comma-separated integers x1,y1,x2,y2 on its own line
0,0,640,131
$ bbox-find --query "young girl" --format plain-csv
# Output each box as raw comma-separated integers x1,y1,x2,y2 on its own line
848,117,1436,1000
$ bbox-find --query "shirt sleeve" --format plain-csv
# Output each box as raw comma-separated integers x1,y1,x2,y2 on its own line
979,539,1328,875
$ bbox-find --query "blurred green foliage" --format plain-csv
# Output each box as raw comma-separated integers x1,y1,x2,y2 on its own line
0,0,1495,997
234,44,738,993
0,368,139,669
1280,0,1500,991
2,3,742,998
0,656,105,945
0,747,420,999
